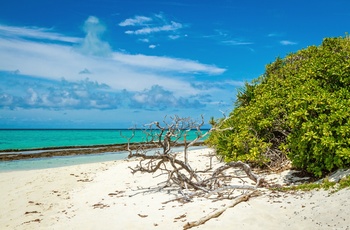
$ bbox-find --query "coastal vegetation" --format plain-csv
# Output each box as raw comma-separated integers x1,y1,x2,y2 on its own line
207,35,350,178
122,113,349,229
274,174,350,193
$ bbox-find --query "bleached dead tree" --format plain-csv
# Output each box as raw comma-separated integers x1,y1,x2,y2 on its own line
123,115,267,196
121,115,269,228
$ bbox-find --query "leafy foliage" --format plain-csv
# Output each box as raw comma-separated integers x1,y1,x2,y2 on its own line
207,36,350,177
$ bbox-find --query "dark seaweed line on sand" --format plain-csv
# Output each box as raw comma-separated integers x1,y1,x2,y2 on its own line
0,142,204,162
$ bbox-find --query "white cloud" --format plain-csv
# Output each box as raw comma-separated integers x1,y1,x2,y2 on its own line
76,16,112,56
221,40,253,46
112,53,226,75
0,37,197,94
191,80,244,91
0,37,84,79
0,19,226,98
0,17,232,116
119,13,183,42
149,44,157,49
130,85,204,110
169,35,180,40
126,21,182,35
79,68,92,74
205,30,253,47
119,16,152,27
0,24,81,43
280,40,297,45
0,74,207,110
139,38,150,43
267,32,284,37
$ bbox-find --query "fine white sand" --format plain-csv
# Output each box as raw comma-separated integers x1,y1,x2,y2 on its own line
0,148,349,230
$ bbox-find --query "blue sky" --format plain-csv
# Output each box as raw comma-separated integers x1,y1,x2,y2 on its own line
0,0,349,128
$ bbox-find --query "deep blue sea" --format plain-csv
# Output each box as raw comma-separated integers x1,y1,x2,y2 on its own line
0,129,208,172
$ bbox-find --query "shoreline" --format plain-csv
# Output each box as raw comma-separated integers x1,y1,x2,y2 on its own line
1,148,349,229
0,142,205,161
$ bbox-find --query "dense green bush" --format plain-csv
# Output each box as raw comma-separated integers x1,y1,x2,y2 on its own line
207,36,350,177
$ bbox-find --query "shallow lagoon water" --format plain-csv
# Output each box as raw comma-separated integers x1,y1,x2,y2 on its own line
0,151,129,172
0,146,206,172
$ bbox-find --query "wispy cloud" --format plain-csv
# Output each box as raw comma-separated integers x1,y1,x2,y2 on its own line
79,68,92,74
0,24,81,43
75,16,112,57
119,13,183,43
267,32,284,37
191,80,244,90
221,40,253,46
148,44,157,49
0,73,206,110
0,19,225,90
130,85,205,110
125,21,182,35
205,30,253,47
0,75,116,110
280,40,297,45
0,36,205,94
169,35,180,40
0,17,229,112
112,53,226,75
119,15,152,27
267,33,297,46
139,38,150,43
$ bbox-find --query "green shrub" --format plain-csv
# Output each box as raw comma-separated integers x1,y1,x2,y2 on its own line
207,36,350,177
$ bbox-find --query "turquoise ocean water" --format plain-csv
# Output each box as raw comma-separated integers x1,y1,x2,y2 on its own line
0,129,208,172
0,129,150,151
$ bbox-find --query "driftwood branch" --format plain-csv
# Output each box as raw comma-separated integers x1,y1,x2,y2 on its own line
183,190,261,229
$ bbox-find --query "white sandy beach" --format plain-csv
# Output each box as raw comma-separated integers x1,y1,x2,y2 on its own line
0,148,349,230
